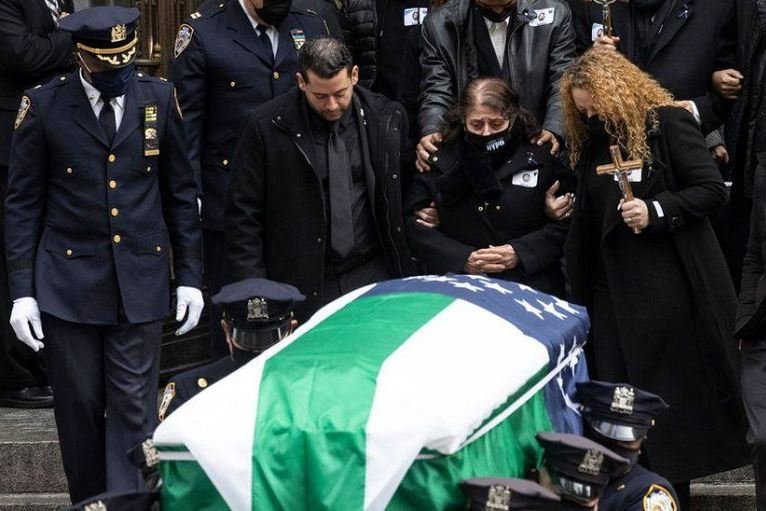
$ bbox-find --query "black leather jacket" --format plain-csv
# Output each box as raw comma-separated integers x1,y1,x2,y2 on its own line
418,0,575,138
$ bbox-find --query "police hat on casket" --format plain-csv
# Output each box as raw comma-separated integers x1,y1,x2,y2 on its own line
64,490,159,511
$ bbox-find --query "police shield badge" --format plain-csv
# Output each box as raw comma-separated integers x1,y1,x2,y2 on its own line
14,96,30,130
174,24,194,58
290,28,307,50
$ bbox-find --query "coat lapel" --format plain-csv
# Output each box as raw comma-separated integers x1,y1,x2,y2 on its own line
228,2,274,67
645,0,693,67
111,77,143,150
275,90,320,179
68,75,109,148
274,13,300,69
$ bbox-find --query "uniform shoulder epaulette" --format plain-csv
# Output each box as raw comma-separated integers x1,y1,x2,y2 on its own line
40,75,71,91
136,72,172,87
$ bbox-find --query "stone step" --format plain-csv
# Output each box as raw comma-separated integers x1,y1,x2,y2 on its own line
691,483,756,511
0,493,69,511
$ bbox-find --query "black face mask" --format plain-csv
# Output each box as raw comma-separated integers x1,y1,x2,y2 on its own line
585,115,609,141
465,126,516,168
255,0,292,26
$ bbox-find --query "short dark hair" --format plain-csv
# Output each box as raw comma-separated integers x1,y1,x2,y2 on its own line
298,36,353,81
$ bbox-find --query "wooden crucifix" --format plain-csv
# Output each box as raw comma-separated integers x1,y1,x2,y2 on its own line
584,0,629,38
596,145,644,234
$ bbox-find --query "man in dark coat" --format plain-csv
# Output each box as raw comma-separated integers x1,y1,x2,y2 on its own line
566,0,737,136
564,105,749,499
225,37,415,322
170,0,330,357
735,98,766,508
415,0,576,170
5,8,203,502
0,0,74,408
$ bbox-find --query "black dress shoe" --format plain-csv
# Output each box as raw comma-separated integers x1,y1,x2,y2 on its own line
0,386,54,408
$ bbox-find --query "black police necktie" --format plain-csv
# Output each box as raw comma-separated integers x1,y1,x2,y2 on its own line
99,96,116,145
328,123,355,258
256,26,274,63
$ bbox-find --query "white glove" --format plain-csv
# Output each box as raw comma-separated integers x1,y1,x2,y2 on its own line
10,297,45,351
175,286,204,336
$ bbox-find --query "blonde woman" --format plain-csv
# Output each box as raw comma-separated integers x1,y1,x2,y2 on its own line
560,49,748,506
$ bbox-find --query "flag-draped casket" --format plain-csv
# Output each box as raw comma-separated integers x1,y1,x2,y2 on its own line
154,275,589,510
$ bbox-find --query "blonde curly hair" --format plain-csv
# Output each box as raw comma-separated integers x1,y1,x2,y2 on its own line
560,49,676,168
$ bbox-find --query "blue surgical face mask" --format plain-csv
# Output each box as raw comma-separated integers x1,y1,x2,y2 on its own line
89,64,135,97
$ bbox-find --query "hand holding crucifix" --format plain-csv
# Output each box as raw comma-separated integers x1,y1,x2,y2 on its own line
584,0,629,38
596,145,644,234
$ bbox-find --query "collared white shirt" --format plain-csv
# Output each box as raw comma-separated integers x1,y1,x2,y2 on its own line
238,0,279,57
79,70,126,129
485,16,510,68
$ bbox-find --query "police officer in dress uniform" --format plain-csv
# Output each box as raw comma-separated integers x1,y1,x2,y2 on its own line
536,432,630,509
5,7,203,503
576,381,679,511
158,278,304,421
170,0,328,358
461,477,564,510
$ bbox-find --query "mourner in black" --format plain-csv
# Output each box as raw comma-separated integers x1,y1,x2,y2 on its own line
0,0,74,408
461,477,562,510
736,124,766,511
405,77,573,297
561,49,749,505
565,0,736,136
576,380,678,511
158,278,304,421
5,7,203,502
225,37,415,321
536,432,629,508
170,0,329,357
415,0,577,171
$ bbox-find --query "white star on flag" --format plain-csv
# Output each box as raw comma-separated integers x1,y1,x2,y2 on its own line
518,284,538,294
482,281,513,295
463,275,489,280
515,298,544,320
537,300,567,320
451,281,483,292
553,297,579,315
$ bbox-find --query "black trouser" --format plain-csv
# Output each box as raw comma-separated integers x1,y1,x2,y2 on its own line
0,165,47,390
741,339,766,510
322,254,392,304
202,229,230,358
42,313,163,503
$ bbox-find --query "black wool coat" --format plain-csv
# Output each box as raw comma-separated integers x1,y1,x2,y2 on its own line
225,87,416,322
405,134,574,297
564,106,749,482
566,0,737,135
0,0,74,165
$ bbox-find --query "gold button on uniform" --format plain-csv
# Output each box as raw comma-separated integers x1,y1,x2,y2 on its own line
66,167,73,175
478,206,484,212
222,159,229,166
272,71,280,80
146,165,152,173
155,245,162,253
111,208,119,217
230,81,236,88
108,154,116,163
197,378,208,388
66,249,73,256
108,180,117,189
113,234,121,244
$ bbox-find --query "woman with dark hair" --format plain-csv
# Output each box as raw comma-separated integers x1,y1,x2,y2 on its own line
404,77,574,297
560,48,749,507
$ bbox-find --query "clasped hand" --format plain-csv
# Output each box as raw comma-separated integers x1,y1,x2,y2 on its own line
465,244,519,274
